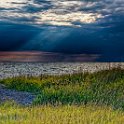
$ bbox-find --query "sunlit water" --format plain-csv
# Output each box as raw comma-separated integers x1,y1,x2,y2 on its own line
0,62,123,79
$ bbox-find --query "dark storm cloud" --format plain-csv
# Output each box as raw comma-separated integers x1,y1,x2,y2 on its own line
0,0,124,61
0,22,41,51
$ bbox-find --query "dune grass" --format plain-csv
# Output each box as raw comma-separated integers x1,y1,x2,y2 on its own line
0,102,124,124
0,68,124,123
0,68,124,109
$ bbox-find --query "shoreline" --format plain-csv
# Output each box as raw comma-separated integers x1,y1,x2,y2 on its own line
0,62,124,79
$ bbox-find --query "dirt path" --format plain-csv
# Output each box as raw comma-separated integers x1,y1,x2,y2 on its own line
0,84,36,105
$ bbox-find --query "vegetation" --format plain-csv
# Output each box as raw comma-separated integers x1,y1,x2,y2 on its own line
0,68,124,123
0,68,124,109
0,102,124,124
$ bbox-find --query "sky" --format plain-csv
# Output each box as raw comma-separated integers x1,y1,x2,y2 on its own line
0,0,124,62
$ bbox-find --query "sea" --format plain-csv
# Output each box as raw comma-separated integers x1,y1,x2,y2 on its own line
0,62,124,79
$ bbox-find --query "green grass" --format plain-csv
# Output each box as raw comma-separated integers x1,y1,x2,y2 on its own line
0,68,124,123
0,68,124,110
0,102,124,124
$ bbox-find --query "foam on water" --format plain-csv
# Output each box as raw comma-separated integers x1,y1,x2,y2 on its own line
0,62,123,79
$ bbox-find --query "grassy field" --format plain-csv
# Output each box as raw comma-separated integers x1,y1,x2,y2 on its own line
0,103,124,124
0,68,124,123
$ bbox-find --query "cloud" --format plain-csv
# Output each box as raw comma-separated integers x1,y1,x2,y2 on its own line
0,0,103,27
0,22,40,51
0,51,99,62
0,0,27,9
0,0,124,61
0,0,124,27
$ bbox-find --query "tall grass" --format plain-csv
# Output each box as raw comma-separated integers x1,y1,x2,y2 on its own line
0,102,124,124
0,68,124,109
